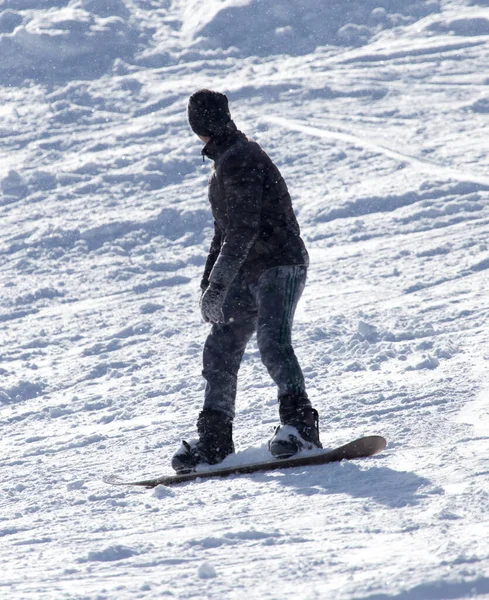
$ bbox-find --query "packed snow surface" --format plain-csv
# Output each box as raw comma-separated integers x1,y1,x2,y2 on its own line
2,0,489,598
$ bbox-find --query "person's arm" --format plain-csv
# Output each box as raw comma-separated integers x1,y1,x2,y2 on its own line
208,151,263,289
200,221,222,292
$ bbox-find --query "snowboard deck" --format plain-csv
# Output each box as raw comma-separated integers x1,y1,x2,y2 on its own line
103,435,386,488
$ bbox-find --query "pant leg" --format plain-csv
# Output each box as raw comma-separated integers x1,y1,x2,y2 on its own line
202,279,257,419
252,265,308,399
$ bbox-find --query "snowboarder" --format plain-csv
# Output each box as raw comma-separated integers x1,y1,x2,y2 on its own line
172,89,322,473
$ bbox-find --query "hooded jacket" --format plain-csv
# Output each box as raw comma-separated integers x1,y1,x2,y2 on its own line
201,129,309,291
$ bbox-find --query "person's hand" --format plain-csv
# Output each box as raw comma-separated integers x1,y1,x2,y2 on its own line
200,283,226,323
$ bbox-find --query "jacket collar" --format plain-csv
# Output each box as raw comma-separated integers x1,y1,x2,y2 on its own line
202,129,247,162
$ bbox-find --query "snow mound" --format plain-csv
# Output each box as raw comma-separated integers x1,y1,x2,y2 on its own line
0,379,46,404
470,97,489,112
197,562,217,579
83,545,139,562
182,0,441,56
426,13,489,36
0,1,142,83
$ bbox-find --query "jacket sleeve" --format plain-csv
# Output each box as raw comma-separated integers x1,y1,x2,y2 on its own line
208,150,263,289
200,221,222,291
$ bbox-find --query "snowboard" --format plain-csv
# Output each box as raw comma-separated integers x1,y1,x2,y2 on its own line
103,435,386,489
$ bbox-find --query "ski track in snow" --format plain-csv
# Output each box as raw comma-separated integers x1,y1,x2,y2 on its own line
267,116,489,187
2,1,489,599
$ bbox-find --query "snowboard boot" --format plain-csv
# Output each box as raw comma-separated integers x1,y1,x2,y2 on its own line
268,394,322,459
171,408,235,474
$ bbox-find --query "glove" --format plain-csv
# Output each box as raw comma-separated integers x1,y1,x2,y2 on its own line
200,283,227,324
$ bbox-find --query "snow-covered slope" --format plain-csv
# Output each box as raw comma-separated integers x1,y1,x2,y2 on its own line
2,1,489,598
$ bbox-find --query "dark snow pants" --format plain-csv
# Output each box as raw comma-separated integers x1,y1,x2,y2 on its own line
202,265,308,419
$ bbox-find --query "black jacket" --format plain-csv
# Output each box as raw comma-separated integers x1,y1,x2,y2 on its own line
201,130,309,290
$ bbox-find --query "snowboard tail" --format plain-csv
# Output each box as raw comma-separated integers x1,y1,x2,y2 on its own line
104,435,386,489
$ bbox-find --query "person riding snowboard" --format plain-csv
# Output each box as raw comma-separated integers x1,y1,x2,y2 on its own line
172,89,322,473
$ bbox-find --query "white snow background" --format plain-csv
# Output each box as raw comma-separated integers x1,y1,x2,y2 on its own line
2,0,489,598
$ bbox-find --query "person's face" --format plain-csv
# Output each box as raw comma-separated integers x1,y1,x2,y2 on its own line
198,134,210,143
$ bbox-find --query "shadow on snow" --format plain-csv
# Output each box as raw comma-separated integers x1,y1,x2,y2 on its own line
250,459,434,508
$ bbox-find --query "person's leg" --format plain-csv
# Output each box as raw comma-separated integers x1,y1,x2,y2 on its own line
172,279,257,472
253,265,321,458
253,265,308,399
202,280,257,419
